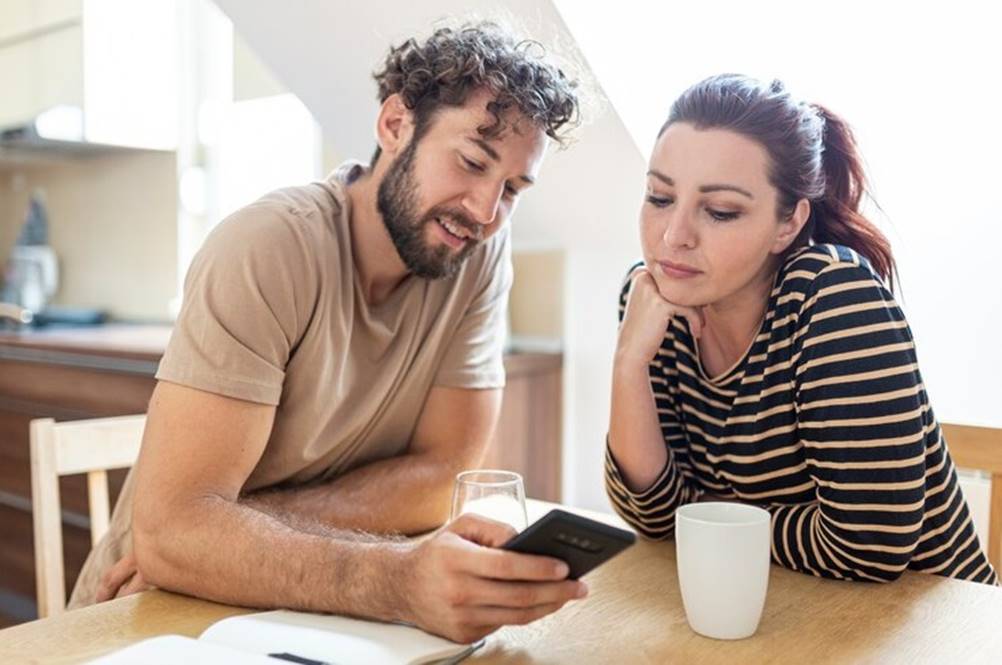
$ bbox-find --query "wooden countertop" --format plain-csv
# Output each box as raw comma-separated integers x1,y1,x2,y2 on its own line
0,324,173,361
0,324,559,375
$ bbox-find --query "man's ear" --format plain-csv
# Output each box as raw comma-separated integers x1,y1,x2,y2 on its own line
772,198,811,254
374,94,415,159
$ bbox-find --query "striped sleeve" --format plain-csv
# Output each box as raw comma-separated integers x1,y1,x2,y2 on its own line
604,265,701,539
605,441,702,540
782,262,925,582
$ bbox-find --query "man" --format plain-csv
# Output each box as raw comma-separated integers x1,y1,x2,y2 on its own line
68,22,583,643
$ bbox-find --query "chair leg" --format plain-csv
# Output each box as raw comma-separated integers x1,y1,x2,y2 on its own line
990,474,1002,573
30,418,67,618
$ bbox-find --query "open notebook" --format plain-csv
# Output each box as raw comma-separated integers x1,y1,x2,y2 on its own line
89,610,484,664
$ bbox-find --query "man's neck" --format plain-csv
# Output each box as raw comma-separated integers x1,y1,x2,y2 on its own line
345,171,411,306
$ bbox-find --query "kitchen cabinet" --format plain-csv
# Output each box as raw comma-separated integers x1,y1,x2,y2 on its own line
0,0,81,44
0,325,563,626
0,0,176,150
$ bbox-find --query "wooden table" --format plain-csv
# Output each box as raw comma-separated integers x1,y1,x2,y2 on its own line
2,501,1002,664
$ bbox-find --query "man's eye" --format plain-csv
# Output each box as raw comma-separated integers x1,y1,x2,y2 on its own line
462,156,486,172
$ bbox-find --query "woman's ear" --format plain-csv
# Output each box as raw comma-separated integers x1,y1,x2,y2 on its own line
772,198,811,254
374,94,415,160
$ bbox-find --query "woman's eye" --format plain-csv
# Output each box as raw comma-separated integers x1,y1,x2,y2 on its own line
707,208,740,222
461,156,485,172
503,183,518,199
646,195,673,208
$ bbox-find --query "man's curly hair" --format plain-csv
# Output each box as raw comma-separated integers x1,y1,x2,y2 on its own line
370,20,581,166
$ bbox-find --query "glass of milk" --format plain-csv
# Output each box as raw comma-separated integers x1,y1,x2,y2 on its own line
450,470,528,532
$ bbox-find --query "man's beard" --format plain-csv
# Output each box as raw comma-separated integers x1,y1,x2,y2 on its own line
376,139,481,279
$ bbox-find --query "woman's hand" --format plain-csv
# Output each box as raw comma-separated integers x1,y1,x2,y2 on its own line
615,266,704,370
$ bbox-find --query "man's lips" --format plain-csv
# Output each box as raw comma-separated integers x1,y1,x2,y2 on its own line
433,216,477,249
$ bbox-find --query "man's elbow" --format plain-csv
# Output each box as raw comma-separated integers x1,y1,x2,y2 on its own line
132,494,206,589
131,504,176,588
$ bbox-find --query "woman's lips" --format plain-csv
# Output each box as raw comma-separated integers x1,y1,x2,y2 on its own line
657,260,703,279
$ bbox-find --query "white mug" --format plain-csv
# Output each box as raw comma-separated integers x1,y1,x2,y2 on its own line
675,502,771,640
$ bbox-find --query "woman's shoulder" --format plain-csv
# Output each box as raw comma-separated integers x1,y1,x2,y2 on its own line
779,244,890,298
775,244,901,338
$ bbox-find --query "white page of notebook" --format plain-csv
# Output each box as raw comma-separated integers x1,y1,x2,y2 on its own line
200,610,472,665
88,634,275,664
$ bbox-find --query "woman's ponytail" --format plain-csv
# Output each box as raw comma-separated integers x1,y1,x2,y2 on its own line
811,105,896,287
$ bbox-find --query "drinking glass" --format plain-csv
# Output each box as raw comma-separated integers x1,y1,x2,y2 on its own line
450,469,528,532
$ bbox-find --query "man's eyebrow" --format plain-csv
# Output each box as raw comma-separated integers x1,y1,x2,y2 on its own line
469,137,535,187
469,137,500,162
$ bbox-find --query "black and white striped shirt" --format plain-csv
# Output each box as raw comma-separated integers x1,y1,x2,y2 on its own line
606,244,998,585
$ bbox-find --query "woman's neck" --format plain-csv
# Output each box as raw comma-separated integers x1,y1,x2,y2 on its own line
697,266,777,379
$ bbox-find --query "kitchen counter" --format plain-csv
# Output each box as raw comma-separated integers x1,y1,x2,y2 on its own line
0,324,172,368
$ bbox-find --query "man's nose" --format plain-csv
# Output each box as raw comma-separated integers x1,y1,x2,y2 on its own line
462,182,504,226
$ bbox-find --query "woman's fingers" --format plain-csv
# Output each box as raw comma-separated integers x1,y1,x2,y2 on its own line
628,265,706,339
673,305,705,339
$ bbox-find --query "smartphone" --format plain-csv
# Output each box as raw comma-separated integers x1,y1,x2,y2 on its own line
502,509,636,580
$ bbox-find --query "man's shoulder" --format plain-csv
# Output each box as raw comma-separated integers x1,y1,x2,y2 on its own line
202,178,349,268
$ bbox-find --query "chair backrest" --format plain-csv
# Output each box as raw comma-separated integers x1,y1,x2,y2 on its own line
30,415,146,618
941,422,1002,573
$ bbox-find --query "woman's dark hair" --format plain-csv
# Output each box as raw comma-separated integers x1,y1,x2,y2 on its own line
661,74,895,287
370,20,580,166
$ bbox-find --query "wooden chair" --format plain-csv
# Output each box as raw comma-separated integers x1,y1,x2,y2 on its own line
30,415,146,618
941,422,1002,573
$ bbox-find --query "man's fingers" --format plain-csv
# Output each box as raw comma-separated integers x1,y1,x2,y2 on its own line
447,513,518,548
469,601,569,629
96,554,138,603
459,545,569,582
467,578,587,609
116,571,153,599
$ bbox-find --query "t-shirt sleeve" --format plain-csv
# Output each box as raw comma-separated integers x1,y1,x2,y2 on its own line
433,229,513,390
155,204,318,405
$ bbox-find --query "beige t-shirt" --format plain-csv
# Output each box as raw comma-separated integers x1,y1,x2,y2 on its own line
68,162,512,607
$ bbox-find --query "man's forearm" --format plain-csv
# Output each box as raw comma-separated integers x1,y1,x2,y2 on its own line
134,493,411,618
243,452,462,535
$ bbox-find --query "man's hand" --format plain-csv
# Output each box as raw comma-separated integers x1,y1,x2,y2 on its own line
95,553,152,602
400,513,588,644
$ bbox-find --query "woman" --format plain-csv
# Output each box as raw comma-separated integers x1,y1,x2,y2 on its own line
605,74,997,585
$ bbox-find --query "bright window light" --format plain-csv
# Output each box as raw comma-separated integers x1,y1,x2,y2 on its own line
217,93,321,219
